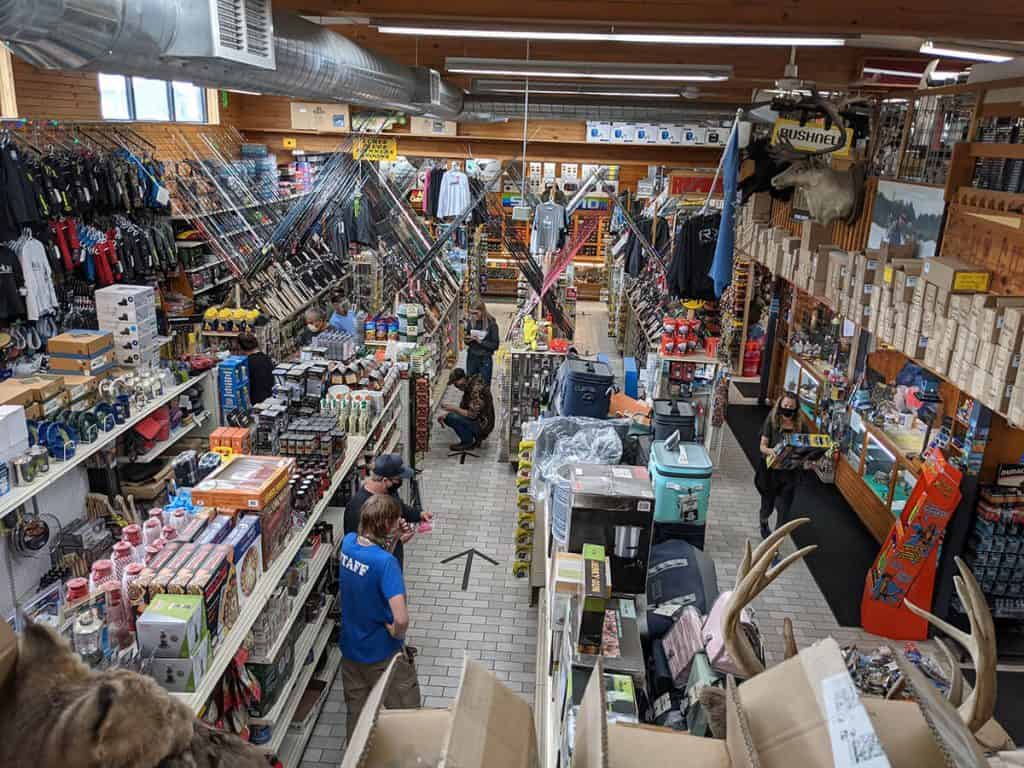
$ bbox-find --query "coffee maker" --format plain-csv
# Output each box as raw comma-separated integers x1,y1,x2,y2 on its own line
565,464,655,595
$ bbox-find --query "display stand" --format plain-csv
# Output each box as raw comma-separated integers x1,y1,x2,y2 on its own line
861,448,963,639
503,349,566,463
653,352,721,453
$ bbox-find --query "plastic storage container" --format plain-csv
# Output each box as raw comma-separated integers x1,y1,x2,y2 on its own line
652,400,696,442
555,357,614,419
649,440,712,549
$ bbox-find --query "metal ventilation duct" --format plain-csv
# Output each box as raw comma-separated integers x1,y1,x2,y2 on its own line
0,0,464,119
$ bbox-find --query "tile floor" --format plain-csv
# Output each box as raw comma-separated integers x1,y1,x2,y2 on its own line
298,301,899,767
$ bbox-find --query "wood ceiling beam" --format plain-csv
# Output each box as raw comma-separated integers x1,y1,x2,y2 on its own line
277,0,1024,41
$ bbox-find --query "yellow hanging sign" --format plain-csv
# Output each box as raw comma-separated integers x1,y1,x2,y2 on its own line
771,118,852,159
352,137,398,162
282,137,297,149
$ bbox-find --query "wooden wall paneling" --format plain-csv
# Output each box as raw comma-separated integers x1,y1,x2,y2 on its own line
980,412,1024,483
0,48,18,118
941,204,1024,295
12,59,101,120
831,176,877,251
770,197,801,236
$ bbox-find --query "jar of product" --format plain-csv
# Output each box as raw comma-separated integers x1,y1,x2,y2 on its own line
162,525,177,541
171,509,187,532
123,524,144,560
143,517,162,546
148,508,165,525
89,559,115,591
66,577,89,605
111,541,134,580
144,544,161,563
73,609,103,665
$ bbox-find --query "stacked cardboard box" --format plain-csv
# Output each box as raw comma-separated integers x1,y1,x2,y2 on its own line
96,284,160,367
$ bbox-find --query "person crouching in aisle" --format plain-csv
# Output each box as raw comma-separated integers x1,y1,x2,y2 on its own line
755,391,808,538
339,494,421,739
438,368,495,451
465,298,499,387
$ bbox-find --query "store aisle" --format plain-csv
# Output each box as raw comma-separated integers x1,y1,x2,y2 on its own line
300,302,900,768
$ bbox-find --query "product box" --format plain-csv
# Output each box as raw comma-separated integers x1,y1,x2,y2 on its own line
342,656,537,768
187,547,234,640
94,283,156,309
800,221,831,253
767,433,833,470
634,124,658,144
191,455,294,510
150,632,209,693
137,593,205,659
610,122,635,144
46,330,114,358
921,256,991,294
681,126,706,146
224,515,264,606
586,121,612,143
657,124,683,145
48,349,116,376
579,543,611,654
572,596,645,682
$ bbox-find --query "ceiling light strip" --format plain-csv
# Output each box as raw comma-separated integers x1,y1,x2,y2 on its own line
863,66,964,80
919,41,1013,63
378,25,845,46
449,67,728,82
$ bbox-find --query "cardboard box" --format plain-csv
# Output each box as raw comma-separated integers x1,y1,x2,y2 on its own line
290,101,349,132
579,544,611,654
0,381,34,407
341,656,537,768
191,455,293,510
137,593,205,659
47,330,113,358
150,633,209,693
921,256,991,294
48,349,115,375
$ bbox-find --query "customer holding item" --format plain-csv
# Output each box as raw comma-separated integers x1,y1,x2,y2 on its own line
329,295,358,335
298,307,328,347
238,333,275,405
438,367,495,451
344,453,433,569
339,494,421,738
755,391,808,538
465,298,499,386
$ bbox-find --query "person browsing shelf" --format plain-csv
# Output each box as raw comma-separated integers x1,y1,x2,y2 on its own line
465,298,499,387
238,333,274,405
329,295,358,335
755,391,812,538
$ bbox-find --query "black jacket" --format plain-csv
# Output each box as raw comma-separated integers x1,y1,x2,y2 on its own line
466,316,499,365
246,351,275,404
343,486,422,568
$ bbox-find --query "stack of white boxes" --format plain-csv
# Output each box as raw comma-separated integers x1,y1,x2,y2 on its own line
95,284,159,368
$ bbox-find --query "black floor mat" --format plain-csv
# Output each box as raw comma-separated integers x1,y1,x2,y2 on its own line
732,380,762,399
726,404,878,627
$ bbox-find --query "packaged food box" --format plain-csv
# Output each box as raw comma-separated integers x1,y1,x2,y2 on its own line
137,593,205,659
187,546,235,639
191,455,294,510
224,515,264,607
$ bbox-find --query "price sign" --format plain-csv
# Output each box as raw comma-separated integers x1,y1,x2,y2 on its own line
351,137,398,162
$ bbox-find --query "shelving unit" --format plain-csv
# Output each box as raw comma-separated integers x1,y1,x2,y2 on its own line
134,413,208,463
173,431,369,713
0,372,212,519
247,543,333,665
277,647,343,767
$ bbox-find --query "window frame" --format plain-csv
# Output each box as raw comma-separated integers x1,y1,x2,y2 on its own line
98,74,208,123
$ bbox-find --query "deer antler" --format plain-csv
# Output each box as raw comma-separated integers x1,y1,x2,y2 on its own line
723,518,817,677
783,618,799,660
904,557,996,734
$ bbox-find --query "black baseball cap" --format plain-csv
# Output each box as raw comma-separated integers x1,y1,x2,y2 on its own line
373,453,414,479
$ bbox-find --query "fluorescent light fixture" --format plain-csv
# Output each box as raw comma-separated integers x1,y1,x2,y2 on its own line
380,25,845,46
863,66,964,80
226,88,263,95
920,41,1013,63
487,87,681,98
447,58,731,82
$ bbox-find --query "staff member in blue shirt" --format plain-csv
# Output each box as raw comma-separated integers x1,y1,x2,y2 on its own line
339,494,421,738
329,294,358,335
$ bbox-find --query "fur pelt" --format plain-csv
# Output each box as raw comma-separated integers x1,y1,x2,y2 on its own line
738,137,795,205
699,687,728,740
0,622,270,768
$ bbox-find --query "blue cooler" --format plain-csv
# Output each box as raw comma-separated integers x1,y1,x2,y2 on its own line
554,357,614,418
648,440,713,549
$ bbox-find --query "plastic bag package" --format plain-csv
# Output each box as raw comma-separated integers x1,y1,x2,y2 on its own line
528,415,633,500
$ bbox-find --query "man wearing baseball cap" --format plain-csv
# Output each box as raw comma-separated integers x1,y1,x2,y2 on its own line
343,453,433,569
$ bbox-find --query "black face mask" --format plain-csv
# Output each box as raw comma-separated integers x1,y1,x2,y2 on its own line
779,407,797,419
388,480,402,494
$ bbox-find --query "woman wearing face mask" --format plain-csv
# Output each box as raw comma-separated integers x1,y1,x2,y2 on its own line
755,391,803,538
465,298,499,387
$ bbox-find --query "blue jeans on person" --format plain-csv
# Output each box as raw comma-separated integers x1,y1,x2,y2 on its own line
444,412,481,447
466,354,493,388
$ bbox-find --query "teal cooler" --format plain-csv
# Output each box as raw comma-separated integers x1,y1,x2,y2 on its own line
648,441,713,549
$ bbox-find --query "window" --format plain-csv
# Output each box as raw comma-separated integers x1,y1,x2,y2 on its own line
98,74,207,123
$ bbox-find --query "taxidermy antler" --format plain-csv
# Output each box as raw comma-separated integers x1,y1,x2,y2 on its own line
904,556,996,734
722,518,817,677
767,91,866,226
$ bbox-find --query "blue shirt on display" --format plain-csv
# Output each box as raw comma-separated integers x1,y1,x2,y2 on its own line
329,310,357,335
338,532,405,664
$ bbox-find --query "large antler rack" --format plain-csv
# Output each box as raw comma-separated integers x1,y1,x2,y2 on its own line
722,518,817,678
904,556,997,735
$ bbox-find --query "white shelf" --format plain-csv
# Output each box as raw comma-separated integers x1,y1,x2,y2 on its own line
173,432,367,712
133,414,207,463
250,600,333,726
0,371,212,518
258,621,334,754
278,646,342,767
185,259,224,273
175,241,206,249
248,544,333,664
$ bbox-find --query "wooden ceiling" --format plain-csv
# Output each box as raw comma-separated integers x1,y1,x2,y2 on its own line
269,2,1024,105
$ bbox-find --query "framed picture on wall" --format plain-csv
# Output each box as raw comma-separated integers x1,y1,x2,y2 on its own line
868,180,945,259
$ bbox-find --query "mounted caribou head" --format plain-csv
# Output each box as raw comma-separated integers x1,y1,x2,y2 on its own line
767,92,866,227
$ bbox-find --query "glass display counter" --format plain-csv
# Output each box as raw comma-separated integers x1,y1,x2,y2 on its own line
891,467,917,516
845,411,866,472
863,431,897,504
782,348,826,427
